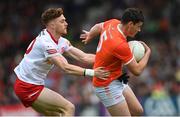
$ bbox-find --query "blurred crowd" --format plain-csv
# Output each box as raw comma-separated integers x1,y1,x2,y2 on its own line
0,0,180,116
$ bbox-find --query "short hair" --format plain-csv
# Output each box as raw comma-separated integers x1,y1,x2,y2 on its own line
121,8,144,24
41,8,63,26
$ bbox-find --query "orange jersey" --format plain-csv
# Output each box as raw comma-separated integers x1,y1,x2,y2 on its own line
93,19,133,87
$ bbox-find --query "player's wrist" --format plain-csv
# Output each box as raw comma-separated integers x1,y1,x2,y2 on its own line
84,69,94,77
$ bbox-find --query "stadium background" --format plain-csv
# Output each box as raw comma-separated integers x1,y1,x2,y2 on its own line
0,0,179,116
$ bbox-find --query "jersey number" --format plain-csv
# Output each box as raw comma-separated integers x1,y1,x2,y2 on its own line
96,31,107,52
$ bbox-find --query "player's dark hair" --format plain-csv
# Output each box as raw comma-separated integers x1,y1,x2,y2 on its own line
121,8,144,24
41,8,63,26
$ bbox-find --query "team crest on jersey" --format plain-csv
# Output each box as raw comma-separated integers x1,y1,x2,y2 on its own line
46,49,57,54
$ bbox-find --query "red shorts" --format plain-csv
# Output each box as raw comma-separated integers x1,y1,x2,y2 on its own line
14,78,44,107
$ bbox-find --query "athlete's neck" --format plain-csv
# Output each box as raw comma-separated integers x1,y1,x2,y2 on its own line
46,28,61,41
118,24,127,38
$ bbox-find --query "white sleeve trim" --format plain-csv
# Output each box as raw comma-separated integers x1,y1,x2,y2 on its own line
124,56,134,65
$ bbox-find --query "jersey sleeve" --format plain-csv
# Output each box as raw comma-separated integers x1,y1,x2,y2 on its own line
63,39,73,52
112,42,134,65
42,40,60,58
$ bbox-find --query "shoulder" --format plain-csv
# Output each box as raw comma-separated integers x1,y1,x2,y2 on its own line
112,40,133,64
104,19,120,25
113,40,130,53
38,36,57,51
37,30,55,45
38,36,52,48
59,37,71,46
36,29,51,42
60,37,69,43
102,19,120,29
112,40,133,60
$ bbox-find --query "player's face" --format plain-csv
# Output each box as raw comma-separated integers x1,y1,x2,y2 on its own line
54,14,68,35
127,22,143,37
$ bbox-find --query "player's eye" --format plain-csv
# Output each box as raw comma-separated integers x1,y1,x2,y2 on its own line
60,20,64,23
60,20,67,24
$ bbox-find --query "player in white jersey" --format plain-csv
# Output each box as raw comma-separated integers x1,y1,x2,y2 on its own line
13,8,110,116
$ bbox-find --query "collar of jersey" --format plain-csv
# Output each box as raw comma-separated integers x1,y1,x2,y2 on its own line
46,29,58,44
117,24,126,39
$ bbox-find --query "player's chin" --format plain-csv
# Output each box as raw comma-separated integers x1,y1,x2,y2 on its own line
63,30,67,34
129,35,135,38
130,33,137,38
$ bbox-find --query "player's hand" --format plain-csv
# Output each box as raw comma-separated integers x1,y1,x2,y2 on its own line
80,30,90,44
139,41,151,54
94,67,110,80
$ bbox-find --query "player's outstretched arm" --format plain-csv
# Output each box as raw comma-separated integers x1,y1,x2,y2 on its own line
49,55,109,79
65,46,95,65
80,23,103,44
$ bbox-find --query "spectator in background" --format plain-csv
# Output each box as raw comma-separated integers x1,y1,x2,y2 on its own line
144,82,177,116
13,8,110,116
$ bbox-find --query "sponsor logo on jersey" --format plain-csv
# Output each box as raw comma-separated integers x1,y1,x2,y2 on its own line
46,49,57,54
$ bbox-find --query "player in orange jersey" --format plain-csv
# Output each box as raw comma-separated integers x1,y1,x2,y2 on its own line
80,8,151,116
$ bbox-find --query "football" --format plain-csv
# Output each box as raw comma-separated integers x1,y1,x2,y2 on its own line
128,41,145,62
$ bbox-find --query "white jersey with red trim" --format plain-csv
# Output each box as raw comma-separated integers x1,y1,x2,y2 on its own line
14,29,72,85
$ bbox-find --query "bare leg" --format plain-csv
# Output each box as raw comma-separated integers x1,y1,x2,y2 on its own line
31,87,75,116
123,86,143,116
107,100,131,116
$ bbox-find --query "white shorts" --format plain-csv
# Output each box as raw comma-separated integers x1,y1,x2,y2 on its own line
93,80,128,107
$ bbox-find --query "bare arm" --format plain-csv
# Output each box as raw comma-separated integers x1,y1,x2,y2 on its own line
126,41,151,76
49,55,85,76
65,46,95,65
48,55,109,79
80,23,103,44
